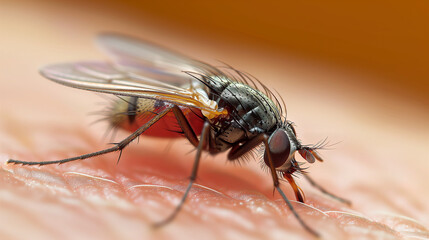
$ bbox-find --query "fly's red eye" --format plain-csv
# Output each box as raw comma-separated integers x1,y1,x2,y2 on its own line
264,129,291,168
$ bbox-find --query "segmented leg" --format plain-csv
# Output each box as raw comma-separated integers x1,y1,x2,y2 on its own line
283,173,305,203
228,134,319,237
171,105,199,147
7,107,172,166
262,135,319,237
153,121,210,228
303,173,351,205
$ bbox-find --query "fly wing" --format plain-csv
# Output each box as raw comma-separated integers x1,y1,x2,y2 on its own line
96,33,223,86
40,61,223,117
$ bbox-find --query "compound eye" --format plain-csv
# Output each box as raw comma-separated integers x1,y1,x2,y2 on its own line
264,129,291,168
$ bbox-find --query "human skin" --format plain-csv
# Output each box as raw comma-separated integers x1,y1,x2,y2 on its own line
1,3,429,240
2,52,429,240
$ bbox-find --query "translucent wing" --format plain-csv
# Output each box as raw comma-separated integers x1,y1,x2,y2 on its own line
96,33,223,86
40,61,225,118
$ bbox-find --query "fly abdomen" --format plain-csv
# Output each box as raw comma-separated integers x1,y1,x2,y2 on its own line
109,96,205,138
109,96,158,129
127,97,139,124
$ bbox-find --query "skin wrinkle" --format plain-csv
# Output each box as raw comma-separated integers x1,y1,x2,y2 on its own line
2,100,428,240
3,140,427,240
1,64,429,239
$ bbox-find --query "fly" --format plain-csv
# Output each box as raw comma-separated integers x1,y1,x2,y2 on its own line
8,33,350,237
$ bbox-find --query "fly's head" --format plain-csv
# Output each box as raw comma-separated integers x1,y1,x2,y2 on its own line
263,122,324,174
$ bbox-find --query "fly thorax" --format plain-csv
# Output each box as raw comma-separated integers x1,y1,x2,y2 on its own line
216,81,281,137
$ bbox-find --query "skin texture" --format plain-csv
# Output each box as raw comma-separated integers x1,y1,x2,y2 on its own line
1,2,429,240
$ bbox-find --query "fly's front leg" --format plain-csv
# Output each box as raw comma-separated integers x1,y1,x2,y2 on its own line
303,172,351,205
228,134,319,237
7,107,172,166
261,135,320,237
153,106,210,228
288,159,351,205
283,173,305,203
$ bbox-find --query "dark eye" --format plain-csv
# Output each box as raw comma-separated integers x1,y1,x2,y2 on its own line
264,129,291,168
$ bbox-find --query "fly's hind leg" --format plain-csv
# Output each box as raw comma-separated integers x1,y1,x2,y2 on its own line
153,106,210,228
7,107,172,166
303,173,351,205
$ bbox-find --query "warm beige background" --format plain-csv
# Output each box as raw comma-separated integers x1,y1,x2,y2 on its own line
114,0,429,107
0,1,428,239
9,0,428,106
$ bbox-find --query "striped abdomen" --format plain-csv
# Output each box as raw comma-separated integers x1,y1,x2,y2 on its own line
109,97,205,138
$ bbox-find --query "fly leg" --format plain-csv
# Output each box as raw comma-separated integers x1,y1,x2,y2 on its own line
153,106,210,228
171,105,199,147
228,134,319,237
283,173,305,203
263,135,319,237
7,107,172,166
303,173,351,205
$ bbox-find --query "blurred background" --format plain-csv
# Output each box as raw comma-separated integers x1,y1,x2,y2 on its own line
0,0,428,239
3,0,428,104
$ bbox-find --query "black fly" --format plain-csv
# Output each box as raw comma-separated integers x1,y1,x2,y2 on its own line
8,33,350,237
